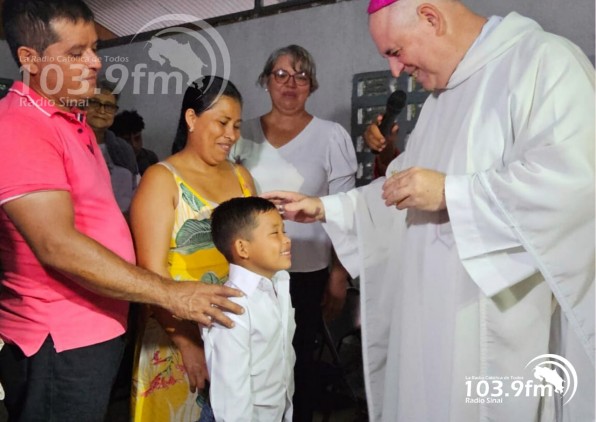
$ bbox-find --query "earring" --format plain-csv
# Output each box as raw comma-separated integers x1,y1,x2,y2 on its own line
188,126,194,133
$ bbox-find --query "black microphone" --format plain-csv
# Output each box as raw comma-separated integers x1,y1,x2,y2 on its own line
378,90,407,139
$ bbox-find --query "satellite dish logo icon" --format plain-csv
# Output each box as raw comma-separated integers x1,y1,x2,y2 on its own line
526,354,578,405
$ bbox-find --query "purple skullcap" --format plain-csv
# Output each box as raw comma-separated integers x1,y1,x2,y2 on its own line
367,0,399,14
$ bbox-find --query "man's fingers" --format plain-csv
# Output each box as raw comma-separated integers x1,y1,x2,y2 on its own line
195,308,234,328
260,190,304,203
189,380,197,393
206,308,235,328
211,296,244,316
365,122,386,151
217,285,244,298
283,201,309,214
196,313,216,328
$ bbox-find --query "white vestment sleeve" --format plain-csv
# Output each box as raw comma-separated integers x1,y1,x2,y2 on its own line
445,174,539,297
445,43,595,365
320,191,358,278
321,178,390,279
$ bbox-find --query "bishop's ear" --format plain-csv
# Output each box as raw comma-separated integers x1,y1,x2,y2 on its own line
417,4,444,34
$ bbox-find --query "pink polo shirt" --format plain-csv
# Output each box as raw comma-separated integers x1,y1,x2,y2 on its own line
0,82,135,357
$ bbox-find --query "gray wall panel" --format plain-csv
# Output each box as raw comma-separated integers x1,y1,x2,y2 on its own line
1,0,593,159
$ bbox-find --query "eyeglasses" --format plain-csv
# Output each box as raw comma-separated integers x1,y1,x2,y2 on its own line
271,69,310,86
86,98,119,114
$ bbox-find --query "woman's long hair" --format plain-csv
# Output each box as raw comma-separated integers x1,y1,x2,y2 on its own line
171,76,243,154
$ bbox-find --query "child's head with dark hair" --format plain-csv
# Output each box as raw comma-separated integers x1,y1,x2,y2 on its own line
211,197,291,279
212,197,276,261
111,110,145,137
111,110,145,153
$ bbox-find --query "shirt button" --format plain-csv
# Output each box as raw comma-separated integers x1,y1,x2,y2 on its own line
77,128,83,133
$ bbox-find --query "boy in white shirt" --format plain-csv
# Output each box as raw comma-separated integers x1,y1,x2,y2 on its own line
204,197,296,421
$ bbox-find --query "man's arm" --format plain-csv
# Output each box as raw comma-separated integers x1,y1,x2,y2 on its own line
2,190,243,327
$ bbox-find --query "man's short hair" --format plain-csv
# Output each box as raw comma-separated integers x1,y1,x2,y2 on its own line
2,0,95,65
211,197,277,263
111,110,145,137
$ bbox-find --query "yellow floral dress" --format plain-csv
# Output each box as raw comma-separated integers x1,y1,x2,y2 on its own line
131,161,252,422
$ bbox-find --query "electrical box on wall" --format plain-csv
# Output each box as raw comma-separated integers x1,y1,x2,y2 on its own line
0,78,12,100
350,71,430,186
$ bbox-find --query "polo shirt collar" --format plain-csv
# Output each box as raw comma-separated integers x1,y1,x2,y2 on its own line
9,81,87,123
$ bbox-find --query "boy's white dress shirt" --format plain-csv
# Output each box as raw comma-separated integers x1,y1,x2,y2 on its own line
202,264,296,422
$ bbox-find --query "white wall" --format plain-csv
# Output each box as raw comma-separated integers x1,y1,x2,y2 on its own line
94,1,387,158
1,0,594,159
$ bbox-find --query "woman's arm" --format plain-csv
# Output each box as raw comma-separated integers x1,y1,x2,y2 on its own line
130,163,209,392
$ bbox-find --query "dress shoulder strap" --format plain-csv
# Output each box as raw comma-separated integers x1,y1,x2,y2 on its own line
156,161,179,178
231,162,252,197
157,161,212,209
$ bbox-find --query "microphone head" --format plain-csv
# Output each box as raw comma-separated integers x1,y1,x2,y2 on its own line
377,89,408,138
386,90,408,113
386,90,407,113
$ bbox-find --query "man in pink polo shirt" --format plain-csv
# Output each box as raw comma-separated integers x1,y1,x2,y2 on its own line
0,1,244,420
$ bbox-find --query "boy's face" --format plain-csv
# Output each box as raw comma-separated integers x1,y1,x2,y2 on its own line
244,209,291,279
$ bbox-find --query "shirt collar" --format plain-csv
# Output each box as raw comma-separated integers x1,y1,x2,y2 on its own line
9,81,87,123
467,15,503,53
228,264,290,297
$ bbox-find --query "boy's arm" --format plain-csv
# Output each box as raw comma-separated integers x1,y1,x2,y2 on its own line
204,299,253,421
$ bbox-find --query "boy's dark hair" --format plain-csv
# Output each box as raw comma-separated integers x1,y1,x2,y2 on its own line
2,0,95,65
111,110,145,137
211,197,277,263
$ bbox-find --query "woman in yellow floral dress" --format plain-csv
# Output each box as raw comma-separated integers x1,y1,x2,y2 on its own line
129,76,255,421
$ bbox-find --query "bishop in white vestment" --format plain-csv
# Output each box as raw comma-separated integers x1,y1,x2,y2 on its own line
269,6,595,422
